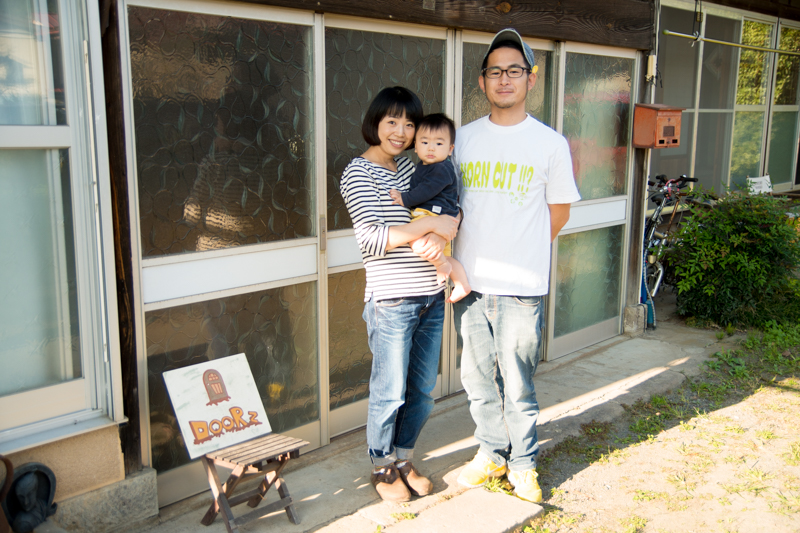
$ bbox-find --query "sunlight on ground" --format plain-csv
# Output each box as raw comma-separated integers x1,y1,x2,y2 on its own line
422,436,478,461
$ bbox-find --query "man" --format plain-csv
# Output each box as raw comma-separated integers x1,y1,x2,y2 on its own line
452,28,581,503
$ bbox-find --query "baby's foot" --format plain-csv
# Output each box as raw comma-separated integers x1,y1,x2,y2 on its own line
436,262,452,284
447,282,471,303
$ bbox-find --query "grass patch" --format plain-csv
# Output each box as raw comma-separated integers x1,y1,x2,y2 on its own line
390,512,416,521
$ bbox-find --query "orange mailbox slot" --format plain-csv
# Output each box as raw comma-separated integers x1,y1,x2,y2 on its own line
633,103,685,149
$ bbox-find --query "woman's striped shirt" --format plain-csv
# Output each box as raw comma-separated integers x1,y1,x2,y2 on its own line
340,156,443,302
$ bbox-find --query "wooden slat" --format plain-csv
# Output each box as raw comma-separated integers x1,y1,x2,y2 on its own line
208,433,304,461
244,0,654,50
216,436,306,463
227,440,305,466
215,440,294,464
210,433,288,456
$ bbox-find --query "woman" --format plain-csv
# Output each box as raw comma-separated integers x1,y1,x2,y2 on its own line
339,87,459,502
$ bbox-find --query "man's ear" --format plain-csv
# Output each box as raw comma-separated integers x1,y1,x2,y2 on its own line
527,71,537,91
478,75,486,94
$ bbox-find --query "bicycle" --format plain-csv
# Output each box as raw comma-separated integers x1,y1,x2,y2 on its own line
641,173,697,328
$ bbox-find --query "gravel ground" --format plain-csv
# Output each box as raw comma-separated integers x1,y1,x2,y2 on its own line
514,307,800,533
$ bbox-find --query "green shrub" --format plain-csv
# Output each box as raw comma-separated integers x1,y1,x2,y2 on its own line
666,191,800,327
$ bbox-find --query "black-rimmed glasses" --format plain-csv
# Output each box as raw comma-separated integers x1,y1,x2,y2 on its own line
481,66,530,79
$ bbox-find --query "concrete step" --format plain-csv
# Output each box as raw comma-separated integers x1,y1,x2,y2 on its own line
385,485,542,533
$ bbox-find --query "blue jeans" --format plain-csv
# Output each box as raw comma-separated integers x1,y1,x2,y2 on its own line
363,292,445,467
454,291,545,472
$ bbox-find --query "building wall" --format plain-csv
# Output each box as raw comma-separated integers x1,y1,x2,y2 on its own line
2,427,124,502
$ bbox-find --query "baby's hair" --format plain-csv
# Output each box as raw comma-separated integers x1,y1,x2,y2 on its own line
417,113,455,145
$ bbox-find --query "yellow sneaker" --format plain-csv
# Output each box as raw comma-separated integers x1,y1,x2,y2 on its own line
507,468,542,503
457,452,507,488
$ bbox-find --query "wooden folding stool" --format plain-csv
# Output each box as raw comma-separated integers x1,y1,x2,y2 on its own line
200,433,309,533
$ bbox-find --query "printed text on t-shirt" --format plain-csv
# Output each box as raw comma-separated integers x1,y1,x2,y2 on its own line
460,160,534,206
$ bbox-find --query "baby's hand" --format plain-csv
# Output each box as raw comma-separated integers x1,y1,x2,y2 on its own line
389,189,404,206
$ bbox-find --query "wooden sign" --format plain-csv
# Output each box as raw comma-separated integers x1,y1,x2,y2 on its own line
163,353,272,459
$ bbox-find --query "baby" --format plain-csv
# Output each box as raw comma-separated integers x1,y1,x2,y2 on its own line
390,113,471,303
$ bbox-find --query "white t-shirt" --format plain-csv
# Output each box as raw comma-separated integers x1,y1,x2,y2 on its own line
453,115,581,296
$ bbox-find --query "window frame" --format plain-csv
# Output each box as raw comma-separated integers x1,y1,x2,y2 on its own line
0,0,123,452
657,0,800,193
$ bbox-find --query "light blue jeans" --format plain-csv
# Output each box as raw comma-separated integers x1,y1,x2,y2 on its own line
454,291,545,472
363,292,445,467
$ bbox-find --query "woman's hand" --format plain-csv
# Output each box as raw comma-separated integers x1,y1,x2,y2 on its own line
428,215,459,242
411,233,446,262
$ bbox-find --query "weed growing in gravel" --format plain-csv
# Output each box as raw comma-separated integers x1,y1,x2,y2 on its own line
632,489,666,502
580,420,612,440
784,441,800,466
523,506,580,533
619,514,647,533
390,512,415,521
755,429,777,441
484,476,513,495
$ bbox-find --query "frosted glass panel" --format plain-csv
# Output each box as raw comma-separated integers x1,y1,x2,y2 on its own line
656,7,699,108
328,270,371,409
699,16,740,110
128,7,315,257
0,149,81,397
146,283,318,473
0,0,66,125
767,111,799,185
730,111,766,187
563,53,632,201
554,225,623,338
461,42,553,128
695,112,733,194
325,28,445,230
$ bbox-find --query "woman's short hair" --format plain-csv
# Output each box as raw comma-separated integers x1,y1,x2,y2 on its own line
362,87,424,146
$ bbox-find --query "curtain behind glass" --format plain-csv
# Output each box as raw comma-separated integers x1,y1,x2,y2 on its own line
0,149,81,396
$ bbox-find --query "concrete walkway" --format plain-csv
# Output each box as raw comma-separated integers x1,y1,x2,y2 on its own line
131,302,735,533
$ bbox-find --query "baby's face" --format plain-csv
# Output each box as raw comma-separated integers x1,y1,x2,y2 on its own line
414,127,454,165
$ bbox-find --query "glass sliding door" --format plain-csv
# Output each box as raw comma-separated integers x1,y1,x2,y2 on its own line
548,44,636,360
125,1,321,506
324,16,449,431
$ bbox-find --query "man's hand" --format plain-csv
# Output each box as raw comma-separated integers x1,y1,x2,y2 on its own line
389,189,404,206
548,203,571,242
